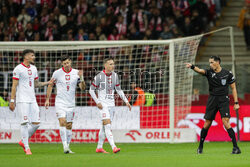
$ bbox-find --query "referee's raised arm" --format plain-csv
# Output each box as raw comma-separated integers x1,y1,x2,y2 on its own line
185,63,206,75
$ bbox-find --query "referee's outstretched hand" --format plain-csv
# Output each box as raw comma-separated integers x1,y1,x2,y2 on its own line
185,63,192,68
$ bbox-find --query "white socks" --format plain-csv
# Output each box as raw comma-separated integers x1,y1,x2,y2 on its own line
28,124,40,138
21,123,29,150
66,129,72,146
59,126,67,148
104,124,116,149
97,125,106,149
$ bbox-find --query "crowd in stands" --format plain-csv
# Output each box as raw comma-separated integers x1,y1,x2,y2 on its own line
238,0,250,50
0,0,227,42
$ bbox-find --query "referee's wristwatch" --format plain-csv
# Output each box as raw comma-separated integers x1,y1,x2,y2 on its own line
234,102,239,105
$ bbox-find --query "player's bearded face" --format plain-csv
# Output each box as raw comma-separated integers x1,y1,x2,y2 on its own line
26,53,35,64
62,59,72,71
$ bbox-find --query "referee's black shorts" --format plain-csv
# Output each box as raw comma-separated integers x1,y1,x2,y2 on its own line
204,95,230,120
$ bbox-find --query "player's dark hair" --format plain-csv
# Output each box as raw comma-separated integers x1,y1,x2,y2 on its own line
210,56,221,64
61,55,71,62
22,49,35,58
103,57,114,64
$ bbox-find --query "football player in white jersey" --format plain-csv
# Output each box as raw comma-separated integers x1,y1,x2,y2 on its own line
89,57,131,154
9,49,55,155
45,55,86,154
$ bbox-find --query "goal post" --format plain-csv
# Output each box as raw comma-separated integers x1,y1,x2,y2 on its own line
0,27,235,143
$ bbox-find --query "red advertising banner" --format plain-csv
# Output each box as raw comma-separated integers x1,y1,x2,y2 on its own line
179,106,250,141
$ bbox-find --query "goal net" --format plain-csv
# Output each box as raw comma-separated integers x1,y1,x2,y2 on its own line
0,35,203,143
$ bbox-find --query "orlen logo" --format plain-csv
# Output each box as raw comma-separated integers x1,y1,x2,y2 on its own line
40,130,58,142
125,130,142,141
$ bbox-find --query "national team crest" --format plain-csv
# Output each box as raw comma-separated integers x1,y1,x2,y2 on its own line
221,79,226,85
65,75,70,81
108,78,112,84
28,69,32,75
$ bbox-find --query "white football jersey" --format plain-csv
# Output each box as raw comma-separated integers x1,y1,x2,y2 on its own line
52,67,79,107
90,70,128,107
13,63,39,103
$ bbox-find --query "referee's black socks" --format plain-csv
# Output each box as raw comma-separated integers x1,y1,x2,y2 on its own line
227,128,238,148
199,128,208,148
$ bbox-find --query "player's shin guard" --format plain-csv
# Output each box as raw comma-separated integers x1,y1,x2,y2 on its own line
227,128,238,148
104,124,116,149
199,128,208,149
20,123,29,150
97,125,106,149
28,123,40,138
59,126,67,148
66,129,72,146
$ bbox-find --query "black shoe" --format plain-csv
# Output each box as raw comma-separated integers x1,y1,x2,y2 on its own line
232,147,241,154
197,147,203,154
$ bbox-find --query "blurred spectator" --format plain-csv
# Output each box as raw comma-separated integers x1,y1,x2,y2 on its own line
33,17,41,32
117,2,129,25
88,32,96,40
59,0,71,15
182,17,192,36
0,89,9,107
190,9,204,35
144,91,156,106
238,1,250,50
115,15,127,36
43,21,60,41
94,0,107,18
128,25,141,40
95,26,107,40
148,8,163,39
75,28,88,41
40,7,49,26
128,5,147,33
25,1,37,19
54,7,67,27
161,0,174,18
1,6,10,25
128,82,145,106
18,31,27,41
107,27,120,40
0,0,225,42
25,22,34,40
160,25,174,39
34,32,41,41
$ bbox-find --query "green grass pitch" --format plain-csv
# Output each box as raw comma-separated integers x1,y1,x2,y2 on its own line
1,142,250,167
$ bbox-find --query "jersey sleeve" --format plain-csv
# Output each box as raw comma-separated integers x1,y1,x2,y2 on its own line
13,67,20,80
228,71,236,84
35,67,39,80
91,75,100,88
115,73,120,87
51,71,58,84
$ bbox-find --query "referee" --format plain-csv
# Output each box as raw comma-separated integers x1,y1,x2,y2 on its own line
186,56,241,154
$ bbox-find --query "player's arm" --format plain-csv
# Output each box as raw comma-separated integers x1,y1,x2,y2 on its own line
230,82,240,110
115,75,131,111
9,79,18,111
78,70,86,91
45,81,54,109
89,76,102,110
116,86,131,111
34,78,55,88
185,63,206,75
